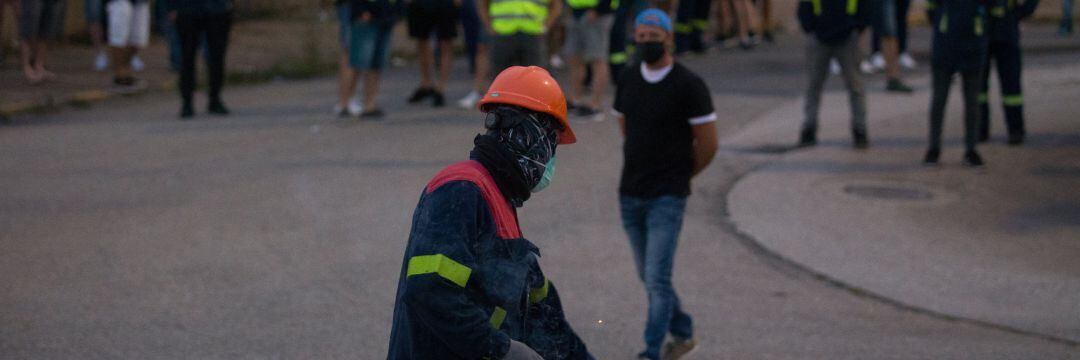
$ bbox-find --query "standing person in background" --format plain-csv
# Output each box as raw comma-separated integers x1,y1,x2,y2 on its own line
796,0,870,149
866,0,916,71
86,0,109,71
978,0,1038,145
334,0,363,117
758,0,774,42
457,0,491,109
673,0,712,53
564,0,616,117
870,0,914,92
479,0,561,71
18,0,62,83
607,0,644,81
1061,0,1074,35
346,0,401,118
923,0,989,167
0,0,17,66
612,9,717,360
106,0,151,91
167,0,233,119
404,0,458,107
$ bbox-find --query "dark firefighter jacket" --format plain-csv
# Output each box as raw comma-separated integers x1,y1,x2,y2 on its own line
797,0,870,45
387,160,592,360
928,0,991,71
985,0,1039,42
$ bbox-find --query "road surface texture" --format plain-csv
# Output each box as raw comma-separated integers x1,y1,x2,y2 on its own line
2,27,1078,359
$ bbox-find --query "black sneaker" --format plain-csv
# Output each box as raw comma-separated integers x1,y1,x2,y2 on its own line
798,128,817,147
853,131,869,149
208,100,230,116
431,91,445,107
360,108,385,119
1007,133,1025,146
923,147,941,165
886,78,913,93
407,87,433,104
180,102,195,119
963,151,985,167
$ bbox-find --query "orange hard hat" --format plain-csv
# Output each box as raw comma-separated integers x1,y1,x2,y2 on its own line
478,66,576,145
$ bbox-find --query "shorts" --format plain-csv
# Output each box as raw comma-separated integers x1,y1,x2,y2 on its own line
19,0,64,40
490,33,546,72
872,0,898,37
107,0,150,47
459,0,489,48
562,13,614,62
85,0,103,23
407,0,458,40
337,2,352,49
350,22,393,70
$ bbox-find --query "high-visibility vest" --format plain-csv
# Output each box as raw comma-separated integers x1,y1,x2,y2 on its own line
566,0,596,9
490,0,550,35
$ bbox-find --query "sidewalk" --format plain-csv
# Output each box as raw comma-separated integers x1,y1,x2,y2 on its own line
0,18,340,118
723,46,1080,344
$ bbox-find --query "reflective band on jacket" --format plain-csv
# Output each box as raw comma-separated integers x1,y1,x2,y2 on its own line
1003,95,1023,106
610,51,628,65
806,0,857,16
566,0,596,9
978,93,989,103
490,307,507,328
925,1,937,10
491,0,549,35
529,278,550,304
692,19,708,30
674,22,693,34
991,6,1005,17
407,254,472,288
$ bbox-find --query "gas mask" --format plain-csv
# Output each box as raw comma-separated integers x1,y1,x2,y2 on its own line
483,106,561,192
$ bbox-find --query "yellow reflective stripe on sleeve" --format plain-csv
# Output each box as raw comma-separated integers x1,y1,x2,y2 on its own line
925,1,937,10
674,22,693,34
846,0,858,15
975,16,983,36
991,6,1005,17
490,307,507,328
407,254,472,288
529,278,550,304
691,19,709,30
939,13,948,33
811,0,822,16
610,51,628,65
1003,95,1024,106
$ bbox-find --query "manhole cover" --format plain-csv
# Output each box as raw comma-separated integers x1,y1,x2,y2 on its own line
842,185,934,201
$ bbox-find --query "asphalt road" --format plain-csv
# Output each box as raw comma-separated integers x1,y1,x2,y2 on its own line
2,29,1078,359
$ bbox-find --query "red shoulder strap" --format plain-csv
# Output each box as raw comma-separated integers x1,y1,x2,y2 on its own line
426,161,522,239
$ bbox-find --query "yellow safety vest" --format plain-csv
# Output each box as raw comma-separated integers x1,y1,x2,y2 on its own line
491,0,550,35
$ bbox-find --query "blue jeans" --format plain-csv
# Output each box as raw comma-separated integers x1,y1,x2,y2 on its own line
349,22,393,70
620,195,693,360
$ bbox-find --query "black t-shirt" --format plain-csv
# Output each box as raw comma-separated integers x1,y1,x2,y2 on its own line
613,61,714,199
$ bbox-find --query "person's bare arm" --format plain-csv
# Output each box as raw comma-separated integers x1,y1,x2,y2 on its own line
690,121,718,177
545,0,562,31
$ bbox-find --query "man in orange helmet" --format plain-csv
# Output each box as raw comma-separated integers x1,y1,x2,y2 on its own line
387,66,593,360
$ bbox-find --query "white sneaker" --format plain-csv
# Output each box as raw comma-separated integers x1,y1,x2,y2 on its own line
860,60,876,74
347,98,363,116
899,52,918,69
131,55,145,72
94,51,109,71
457,91,481,109
550,55,565,70
829,59,841,75
870,52,885,70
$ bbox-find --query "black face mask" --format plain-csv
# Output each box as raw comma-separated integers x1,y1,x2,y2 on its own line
638,41,666,64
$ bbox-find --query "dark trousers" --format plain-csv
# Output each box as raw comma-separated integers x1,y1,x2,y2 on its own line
674,0,710,54
979,38,1025,139
177,13,231,104
929,63,983,152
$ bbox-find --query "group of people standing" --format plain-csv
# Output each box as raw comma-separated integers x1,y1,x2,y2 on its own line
797,0,1040,167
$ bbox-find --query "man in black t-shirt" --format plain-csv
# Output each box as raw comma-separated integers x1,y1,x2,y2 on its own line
610,9,718,360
